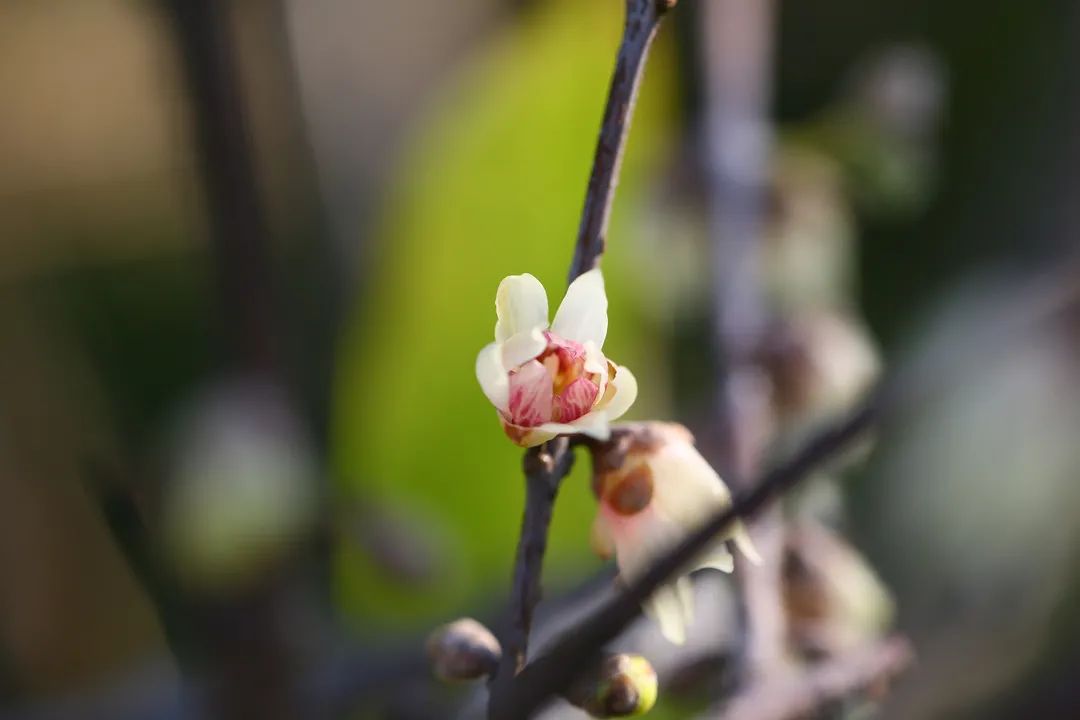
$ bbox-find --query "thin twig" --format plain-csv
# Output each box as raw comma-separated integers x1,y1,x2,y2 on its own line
567,0,673,284
497,439,575,678
491,394,882,718
490,0,675,713
714,636,914,720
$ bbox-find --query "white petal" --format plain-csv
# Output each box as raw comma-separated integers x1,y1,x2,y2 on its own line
551,268,608,347
694,540,735,573
534,415,609,441
495,274,549,343
585,344,613,408
645,584,689,645
676,576,695,623
546,410,612,441
732,522,762,565
582,341,607,375
475,342,509,411
597,365,638,421
501,327,547,369
650,443,733,530
516,427,558,447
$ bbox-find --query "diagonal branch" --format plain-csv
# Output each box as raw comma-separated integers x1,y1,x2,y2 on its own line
491,392,882,718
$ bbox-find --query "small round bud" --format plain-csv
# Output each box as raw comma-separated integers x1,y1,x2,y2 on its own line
425,618,501,682
566,654,658,718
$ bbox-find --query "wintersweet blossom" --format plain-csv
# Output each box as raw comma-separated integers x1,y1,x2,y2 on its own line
475,269,638,447
590,423,760,645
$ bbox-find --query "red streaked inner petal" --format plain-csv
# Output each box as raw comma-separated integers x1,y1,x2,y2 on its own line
552,375,599,422
507,359,554,427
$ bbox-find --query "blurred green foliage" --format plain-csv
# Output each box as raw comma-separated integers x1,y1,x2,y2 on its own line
331,0,676,627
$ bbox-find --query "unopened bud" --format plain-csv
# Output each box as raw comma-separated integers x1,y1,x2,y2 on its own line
762,310,880,425
426,618,501,682
784,521,894,656
566,654,658,718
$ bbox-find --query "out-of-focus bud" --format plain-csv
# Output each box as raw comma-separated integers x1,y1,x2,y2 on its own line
761,309,880,427
590,423,759,645
764,147,856,311
161,380,318,594
426,618,501,682
846,44,946,146
783,521,895,658
565,654,658,718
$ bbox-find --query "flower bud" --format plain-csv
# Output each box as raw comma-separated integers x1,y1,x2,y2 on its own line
566,654,658,718
476,270,638,447
589,422,759,645
425,618,501,682
783,521,894,657
762,310,880,425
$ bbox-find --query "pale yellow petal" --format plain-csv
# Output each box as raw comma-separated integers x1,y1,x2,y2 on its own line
693,540,735,573
645,584,689,645
732,521,762,565
649,443,733,530
495,274,549,343
582,341,608,376
551,268,608,347
475,342,509,411
675,576,695,623
597,365,637,421
516,426,559,447
556,411,611,441
501,327,547,369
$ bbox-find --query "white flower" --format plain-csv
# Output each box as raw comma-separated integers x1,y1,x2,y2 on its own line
475,269,638,447
591,423,760,645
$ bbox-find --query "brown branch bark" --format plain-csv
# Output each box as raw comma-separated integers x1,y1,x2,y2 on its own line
496,439,575,678
567,0,672,284
490,394,882,719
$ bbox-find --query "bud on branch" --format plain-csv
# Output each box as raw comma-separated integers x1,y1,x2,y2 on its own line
426,618,501,682
565,654,658,718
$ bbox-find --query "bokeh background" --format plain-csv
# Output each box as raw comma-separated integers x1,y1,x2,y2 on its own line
2,1,1079,718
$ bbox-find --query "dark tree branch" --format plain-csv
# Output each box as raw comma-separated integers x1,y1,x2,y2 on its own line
713,636,914,720
165,2,304,719
568,0,675,284
491,1,675,714
496,438,575,680
166,0,279,376
491,394,882,718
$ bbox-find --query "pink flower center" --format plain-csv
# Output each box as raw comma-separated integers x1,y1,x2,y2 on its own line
506,332,601,427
